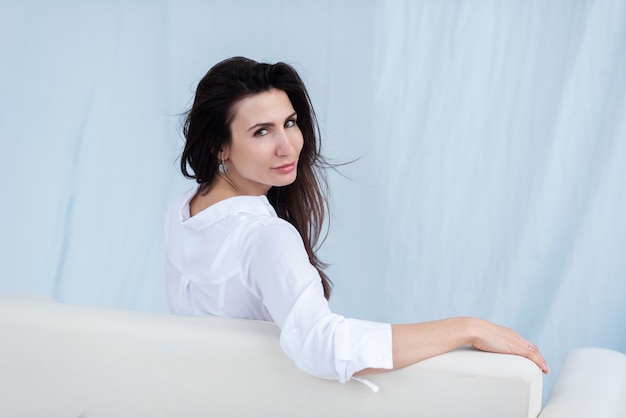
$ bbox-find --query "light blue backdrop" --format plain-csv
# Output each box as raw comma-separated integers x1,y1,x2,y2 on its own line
1,0,624,398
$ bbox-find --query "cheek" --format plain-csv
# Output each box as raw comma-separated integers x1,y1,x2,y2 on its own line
295,131,304,154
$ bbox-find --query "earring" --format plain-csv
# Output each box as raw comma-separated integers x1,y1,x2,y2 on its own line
218,159,227,174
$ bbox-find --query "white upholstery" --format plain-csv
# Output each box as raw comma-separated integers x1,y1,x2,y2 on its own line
539,347,626,418
0,295,623,417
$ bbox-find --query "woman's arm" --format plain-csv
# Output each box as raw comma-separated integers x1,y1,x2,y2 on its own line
245,220,549,380
358,317,549,375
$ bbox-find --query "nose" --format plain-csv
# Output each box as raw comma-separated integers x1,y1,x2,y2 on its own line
276,129,296,156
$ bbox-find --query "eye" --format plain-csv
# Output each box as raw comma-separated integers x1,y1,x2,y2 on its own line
285,119,297,128
254,128,269,137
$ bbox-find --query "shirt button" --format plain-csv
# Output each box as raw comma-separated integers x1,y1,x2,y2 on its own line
290,328,299,335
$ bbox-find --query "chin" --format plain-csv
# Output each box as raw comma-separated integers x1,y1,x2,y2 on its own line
272,176,298,188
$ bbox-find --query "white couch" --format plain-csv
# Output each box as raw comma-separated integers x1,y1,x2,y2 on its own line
1,295,624,417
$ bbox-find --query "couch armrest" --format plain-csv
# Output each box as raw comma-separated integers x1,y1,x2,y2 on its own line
539,347,626,418
0,295,542,418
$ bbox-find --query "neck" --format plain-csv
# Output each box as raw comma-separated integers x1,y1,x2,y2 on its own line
189,176,241,216
211,174,243,196
213,170,271,197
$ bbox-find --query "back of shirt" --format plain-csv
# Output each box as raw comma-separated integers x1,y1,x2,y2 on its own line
164,187,393,384
165,188,274,321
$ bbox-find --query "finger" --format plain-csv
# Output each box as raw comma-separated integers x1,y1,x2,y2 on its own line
524,342,549,374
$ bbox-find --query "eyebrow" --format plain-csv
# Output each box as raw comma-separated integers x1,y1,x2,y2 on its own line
246,112,297,132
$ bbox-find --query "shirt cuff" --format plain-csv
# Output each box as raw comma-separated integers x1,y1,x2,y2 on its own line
337,319,393,380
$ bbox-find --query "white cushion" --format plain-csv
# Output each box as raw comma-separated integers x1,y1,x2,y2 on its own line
0,295,542,417
539,347,626,418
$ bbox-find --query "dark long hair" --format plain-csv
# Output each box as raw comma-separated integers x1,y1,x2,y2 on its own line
180,57,332,299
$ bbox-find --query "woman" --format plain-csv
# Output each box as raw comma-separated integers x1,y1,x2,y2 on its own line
165,57,549,386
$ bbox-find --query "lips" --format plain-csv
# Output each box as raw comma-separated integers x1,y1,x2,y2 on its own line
273,161,296,174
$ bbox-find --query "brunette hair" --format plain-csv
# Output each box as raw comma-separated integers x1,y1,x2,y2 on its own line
180,57,332,299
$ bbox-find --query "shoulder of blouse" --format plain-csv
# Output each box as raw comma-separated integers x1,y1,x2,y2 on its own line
237,214,303,252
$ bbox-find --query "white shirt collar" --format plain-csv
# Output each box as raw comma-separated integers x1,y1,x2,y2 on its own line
178,187,277,231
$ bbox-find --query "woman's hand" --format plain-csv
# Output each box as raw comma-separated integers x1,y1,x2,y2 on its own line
386,317,550,375
469,318,550,374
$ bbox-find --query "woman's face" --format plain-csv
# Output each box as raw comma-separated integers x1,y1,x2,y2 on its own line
222,89,304,195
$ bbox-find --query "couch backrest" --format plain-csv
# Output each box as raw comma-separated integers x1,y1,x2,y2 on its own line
0,296,542,418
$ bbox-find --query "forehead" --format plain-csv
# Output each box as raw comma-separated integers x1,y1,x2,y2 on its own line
230,89,294,127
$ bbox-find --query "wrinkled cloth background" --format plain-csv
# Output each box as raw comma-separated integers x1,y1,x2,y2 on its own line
1,0,624,397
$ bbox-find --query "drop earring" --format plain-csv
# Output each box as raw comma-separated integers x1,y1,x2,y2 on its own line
218,159,227,174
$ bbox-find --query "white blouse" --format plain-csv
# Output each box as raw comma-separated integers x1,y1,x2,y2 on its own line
165,187,393,384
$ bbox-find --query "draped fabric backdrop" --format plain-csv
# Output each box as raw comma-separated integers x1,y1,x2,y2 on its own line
1,0,624,397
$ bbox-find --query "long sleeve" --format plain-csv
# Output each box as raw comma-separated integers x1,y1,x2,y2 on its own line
240,218,393,383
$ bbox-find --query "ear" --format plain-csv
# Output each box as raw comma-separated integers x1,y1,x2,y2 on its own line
216,146,230,161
